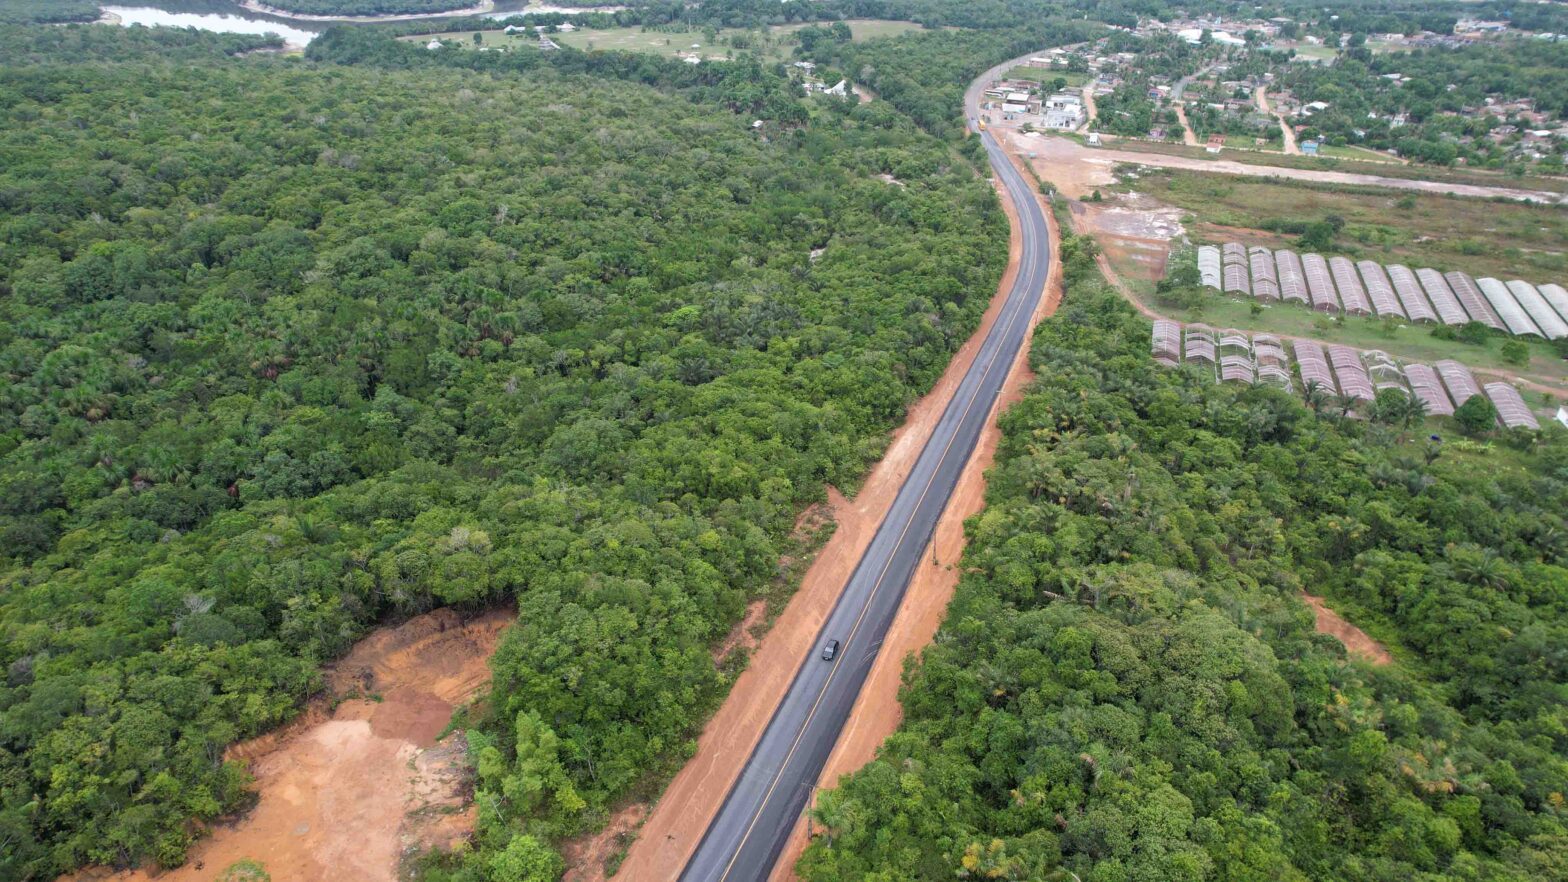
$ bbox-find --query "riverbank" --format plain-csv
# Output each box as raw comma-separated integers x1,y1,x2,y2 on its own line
238,0,494,23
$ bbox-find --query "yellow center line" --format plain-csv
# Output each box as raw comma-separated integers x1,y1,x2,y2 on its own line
714,145,1041,881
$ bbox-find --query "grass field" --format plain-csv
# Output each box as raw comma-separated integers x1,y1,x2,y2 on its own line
1282,43,1339,62
1105,137,1568,194
407,19,921,61
1005,66,1089,87
1132,168,1568,282
1169,295,1568,389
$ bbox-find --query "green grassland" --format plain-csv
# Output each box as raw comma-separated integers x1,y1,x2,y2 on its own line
1133,167,1568,281
404,19,922,62
1100,244,1567,395
1172,294,1568,390
1005,65,1089,87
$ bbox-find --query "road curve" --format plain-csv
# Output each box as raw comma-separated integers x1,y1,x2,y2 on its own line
678,126,1052,882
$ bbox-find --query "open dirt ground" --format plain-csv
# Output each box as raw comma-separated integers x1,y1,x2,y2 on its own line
68,607,512,882
611,145,1048,882
1302,593,1394,666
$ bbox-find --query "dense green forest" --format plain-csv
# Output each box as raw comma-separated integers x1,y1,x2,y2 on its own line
0,1,100,25
798,240,1568,881
0,21,1011,878
261,0,476,15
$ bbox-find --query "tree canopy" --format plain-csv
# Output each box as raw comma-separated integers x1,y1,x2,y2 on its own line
0,21,1008,878
799,238,1568,882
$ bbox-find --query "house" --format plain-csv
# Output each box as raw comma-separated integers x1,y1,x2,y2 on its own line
504,25,525,35
1555,406,1568,428
557,22,577,32
1042,92,1085,129
1086,132,1102,146
539,35,559,50
426,39,442,50
1206,134,1225,153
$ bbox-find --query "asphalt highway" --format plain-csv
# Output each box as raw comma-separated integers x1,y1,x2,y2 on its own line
678,111,1052,882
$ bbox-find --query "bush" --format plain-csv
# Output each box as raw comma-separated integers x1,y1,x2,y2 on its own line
1501,340,1531,366
1454,394,1499,435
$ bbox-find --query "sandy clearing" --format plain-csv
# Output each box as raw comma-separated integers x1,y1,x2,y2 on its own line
1301,593,1394,665
612,143,1038,882
66,607,512,882
1004,129,1114,200
1019,135,1568,204
769,152,1063,882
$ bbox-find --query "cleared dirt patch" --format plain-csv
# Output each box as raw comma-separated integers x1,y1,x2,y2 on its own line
1302,593,1394,666
67,607,512,882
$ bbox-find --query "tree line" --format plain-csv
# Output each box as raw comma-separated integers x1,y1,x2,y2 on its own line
0,20,1008,879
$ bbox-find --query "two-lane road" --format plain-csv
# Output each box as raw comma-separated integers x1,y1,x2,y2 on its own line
679,121,1053,881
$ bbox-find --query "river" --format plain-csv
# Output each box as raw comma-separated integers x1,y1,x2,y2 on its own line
97,0,624,47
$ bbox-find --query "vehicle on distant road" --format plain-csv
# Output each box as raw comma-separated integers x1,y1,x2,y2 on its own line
821,640,840,661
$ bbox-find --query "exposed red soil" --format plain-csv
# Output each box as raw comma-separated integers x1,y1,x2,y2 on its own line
66,607,513,882
1301,593,1394,666
561,803,648,882
613,150,1043,882
713,599,770,666
769,154,1064,881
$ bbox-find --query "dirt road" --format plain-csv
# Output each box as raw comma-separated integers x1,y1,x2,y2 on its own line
1256,86,1300,155
1019,135,1568,204
1174,102,1199,146
67,608,512,882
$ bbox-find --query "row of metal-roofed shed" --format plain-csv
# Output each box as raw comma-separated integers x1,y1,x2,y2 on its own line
1195,244,1568,339
1151,319,1541,428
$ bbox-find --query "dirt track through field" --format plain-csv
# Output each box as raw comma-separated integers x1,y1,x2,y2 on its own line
66,608,512,882
609,140,1054,882
1020,135,1568,204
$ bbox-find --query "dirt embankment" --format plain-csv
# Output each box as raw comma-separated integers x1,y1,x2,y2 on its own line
609,142,1055,882
67,607,513,882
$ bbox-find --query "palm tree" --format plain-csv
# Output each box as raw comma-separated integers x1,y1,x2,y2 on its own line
1302,379,1332,416
1451,547,1511,591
